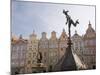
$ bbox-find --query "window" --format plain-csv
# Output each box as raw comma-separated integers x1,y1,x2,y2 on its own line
32,60,35,64
28,60,31,64
50,52,54,57
63,35,65,38
29,47,32,50
33,52,36,57
31,41,32,44
28,53,31,57
44,52,46,57
20,60,24,65
44,59,46,63
61,48,63,51
12,62,15,65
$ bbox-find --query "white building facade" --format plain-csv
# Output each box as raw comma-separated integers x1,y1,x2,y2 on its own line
11,35,28,74
83,22,96,69
72,31,84,60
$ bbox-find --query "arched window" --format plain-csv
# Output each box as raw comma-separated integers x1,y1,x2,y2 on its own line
61,48,63,51
28,60,31,64
33,52,36,57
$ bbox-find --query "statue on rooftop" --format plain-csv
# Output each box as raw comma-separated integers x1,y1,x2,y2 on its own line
63,9,79,38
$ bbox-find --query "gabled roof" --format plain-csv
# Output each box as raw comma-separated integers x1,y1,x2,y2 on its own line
59,29,68,41
11,35,28,45
84,21,96,39
72,30,82,39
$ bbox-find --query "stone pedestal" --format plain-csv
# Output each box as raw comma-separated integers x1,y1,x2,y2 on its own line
31,63,47,73
61,46,77,71
54,39,77,71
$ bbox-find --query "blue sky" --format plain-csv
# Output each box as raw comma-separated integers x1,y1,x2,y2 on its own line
11,1,95,39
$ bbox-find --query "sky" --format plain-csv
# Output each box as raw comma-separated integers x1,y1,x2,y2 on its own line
11,0,96,39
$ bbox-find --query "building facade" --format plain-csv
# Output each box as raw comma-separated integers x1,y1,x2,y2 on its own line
71,31,86,69
83,22,96,69
38,32,49,71
11,22,96,73
25,31,38,73
11,35,28,74
72,31,84,60
48,31,59,71
58,29,68,60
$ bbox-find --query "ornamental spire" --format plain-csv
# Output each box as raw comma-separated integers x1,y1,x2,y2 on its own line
19,34,22,39
33,29,35,34
63,28,65,32
75,30,77,34
88,20,91,27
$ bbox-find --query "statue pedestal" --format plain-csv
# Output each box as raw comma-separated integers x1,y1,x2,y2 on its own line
60,37,77,71
54,39,77,71
61,46,77,71
31,63,47,73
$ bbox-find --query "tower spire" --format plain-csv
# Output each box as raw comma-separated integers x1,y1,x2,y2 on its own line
89,21,91,25
33,29,35,34
19,34,22,39
88,20,91,27
75,30,77,34
63,28,65,32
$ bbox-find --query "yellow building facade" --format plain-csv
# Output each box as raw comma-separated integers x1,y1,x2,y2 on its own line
38,32,49,71
48,31,59,71
25,31,38,73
